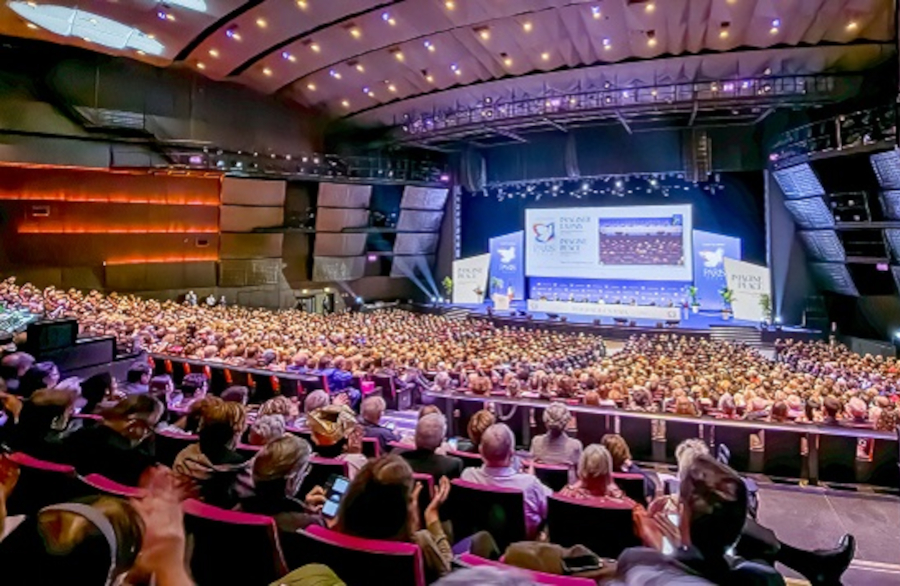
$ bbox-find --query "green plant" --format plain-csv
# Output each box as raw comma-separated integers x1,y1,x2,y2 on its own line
719,287,734,306
490,276,504,292
442,276,453,298
688,285,699,306
759,293,772,320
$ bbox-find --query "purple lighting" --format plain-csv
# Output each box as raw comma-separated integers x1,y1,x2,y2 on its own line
367,254,378,262
877,263,889,272
188,155,204,165
157,10,167,20
440,174,450,182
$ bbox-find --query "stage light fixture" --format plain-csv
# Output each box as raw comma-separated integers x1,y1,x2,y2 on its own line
646,30,657,47
310,42,320,52
262,67,272,76
349,26,361,38
846,21,858,31
522,21,533,32
256,18,267,28
329,69,341,79
602,37,612,49
282,52,296,62
592,6,602,19
424,40,435,52
475,26,490,40
209,48,219,57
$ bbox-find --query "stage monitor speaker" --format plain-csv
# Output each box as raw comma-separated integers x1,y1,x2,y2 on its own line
26,318,78,354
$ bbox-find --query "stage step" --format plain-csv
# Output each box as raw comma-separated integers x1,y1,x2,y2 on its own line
709,325,766,348
442,307,471,321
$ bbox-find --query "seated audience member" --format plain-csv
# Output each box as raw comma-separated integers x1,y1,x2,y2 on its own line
601,433,658,502
613,455,783,585
220,385,249,405
360,396,401,453
401,413,463,481
308,404,368,478
455,409,495,453
321,356,361,409
241,434,325,533
176,373,208,405
0,495,145,586
0,352,35,394
62,394,163,485
7,387,78,461
529,403,583,483
78,372,117,415
121,362,152,395
172,400,251,507
247,413,286,446
335,455,453,582
16,361,60,399
259,395,298,424
461,423,552,538
822,396,842,425
560,444,635,505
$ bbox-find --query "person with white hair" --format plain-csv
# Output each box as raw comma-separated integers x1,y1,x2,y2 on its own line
360,395,400,453
529,402,583,483
400,413,463,481
247,413,286,446
461,423,552,538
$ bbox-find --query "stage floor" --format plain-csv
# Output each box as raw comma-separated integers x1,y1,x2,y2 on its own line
455,300,815,333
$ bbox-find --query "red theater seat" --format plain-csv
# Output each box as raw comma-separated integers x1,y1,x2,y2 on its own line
547,493,640,559
612,472,646,504
182,498,287,586
532,462,570,492
4,453,80,515
155,430,198,467
281,525,426,586
447,479,527,550
80,473,145,498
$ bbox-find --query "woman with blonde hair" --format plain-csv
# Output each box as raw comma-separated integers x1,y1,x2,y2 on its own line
559,444,635,504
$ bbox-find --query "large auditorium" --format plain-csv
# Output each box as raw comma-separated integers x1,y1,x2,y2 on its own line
0,1,899,585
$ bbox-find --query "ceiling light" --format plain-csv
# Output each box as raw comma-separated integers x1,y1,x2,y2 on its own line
719,22,730,39
349,26,361,38
82,36,91,42
523,21,533,32
388,83,397,93
256,18,267,28
355,63,365,72
422,69,434,82
136,49,145,55
209,48,219,57
450,63,460,75
501,53,512,66
341,99,350,108
445,1,455,9
329,69,341,79
592,6,602,19
296,0,307,8
770,18,780,34
262,67,272,76
392,48,404,62
602,37,612,49
846,21,858,31
381,12,395,26
307,83,316,91
282,51,296,62
197,62,206,70
647,30,657,47
424,39,435,52
541,51,550,61
645,2,655,13
367,90,376,98
26,22,37,29
310,42,320,52
226,27,240,40
475,26,490,40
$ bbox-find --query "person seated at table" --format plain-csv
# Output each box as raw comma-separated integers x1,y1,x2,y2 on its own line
559,444,636,506
62,394,164,486
601,433,658,502
529,403,583,483
172,400,252,507
335,455,453,583
461,423,552,538
455,409,496,453
360,396,401,454
401,413,463,481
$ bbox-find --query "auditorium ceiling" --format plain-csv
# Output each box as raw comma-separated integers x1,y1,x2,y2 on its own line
1,0,895,129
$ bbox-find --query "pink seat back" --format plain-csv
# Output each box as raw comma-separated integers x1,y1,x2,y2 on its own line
362,436,381,458
547,493,640,559
361,380,376,394
458,553,596,585
281,525,426,586
81,473,145,498
5,453,79,515
532,462,570,491
182,498,287,585
448,479,527,549
155,431,198,467
446,448,483,468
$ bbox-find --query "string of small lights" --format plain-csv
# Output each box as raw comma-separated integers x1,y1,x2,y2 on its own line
478,173,726,201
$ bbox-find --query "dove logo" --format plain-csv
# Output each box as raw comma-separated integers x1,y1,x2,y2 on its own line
498,246,516,264
699,248,725,268
532,222,555,243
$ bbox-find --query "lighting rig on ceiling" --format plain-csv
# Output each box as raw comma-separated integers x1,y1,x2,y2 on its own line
480,174,726,202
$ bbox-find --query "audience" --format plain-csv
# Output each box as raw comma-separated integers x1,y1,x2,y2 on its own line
360,396,401,454
307,404,368,478
247,413,286,446
456,409,495,453
601,433,658,502
529,403,583,483
559,444,635,506
401,413,463,481
461,423,552,538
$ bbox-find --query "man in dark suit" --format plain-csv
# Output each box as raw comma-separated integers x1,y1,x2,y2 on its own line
360,395,400,453
401,413,463,481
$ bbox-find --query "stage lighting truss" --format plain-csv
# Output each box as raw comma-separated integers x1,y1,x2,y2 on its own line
798,230,846,262
772,163,825,200
399,75,836,139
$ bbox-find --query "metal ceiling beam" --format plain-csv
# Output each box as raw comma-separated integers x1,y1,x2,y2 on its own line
688,101,699,126
755,107,776,124
489,127,528,143
614,110,633,134
540,117,569,133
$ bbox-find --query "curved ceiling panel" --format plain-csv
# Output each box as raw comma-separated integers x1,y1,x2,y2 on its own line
0,0,894,122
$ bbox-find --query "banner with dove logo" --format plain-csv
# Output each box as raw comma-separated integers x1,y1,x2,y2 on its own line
489,230,525,300
692,230,742,310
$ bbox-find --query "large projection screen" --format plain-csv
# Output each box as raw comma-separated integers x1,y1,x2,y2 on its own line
525,205,693,281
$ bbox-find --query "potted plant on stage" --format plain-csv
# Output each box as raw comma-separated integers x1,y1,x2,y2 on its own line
442,277,453,302
688,286,700,314
719,287,734,320
759,293,772,328
490,276,504,295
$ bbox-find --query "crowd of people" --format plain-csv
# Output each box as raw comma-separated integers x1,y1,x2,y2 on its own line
598,234,685,266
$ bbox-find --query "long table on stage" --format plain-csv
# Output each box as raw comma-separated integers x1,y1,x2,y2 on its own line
526,299,682,321
424,390,899,488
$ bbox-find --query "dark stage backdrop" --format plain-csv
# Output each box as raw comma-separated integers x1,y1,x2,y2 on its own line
460,172,765,267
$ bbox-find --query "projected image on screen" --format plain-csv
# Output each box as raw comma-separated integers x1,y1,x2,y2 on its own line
598,216,684,266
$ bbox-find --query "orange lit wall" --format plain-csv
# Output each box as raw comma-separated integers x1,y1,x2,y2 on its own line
0,166,222,277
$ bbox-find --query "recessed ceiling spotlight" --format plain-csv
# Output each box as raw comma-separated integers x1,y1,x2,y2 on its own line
846,21,858,31
197,62,206,70
381,12,396,26
501,53,512,66
602,37,612,49
388,83,397,93
262,67,272,76
422,69,434,83
296,0,307,8
136,50,145,55
341,99,350,108
770,18,780,34
391,48,404,61
329,69,341,79
646,30,657,47
592,6,602,19
645,2,655,13
355,62,365,72
256,18,267,28
226,27,241,41
445,0,455,9
282,51,296,62
209,48,219,57
349,25,361,38
424,39,435,52
307,83,316,91
310,42,320,52
719,22,730,39
522,21,533,32
450,63,461,75
541,51,550,61
475,26,490,40
26,22,37,29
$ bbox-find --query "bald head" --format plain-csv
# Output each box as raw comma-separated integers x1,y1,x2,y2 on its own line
479,423,515,467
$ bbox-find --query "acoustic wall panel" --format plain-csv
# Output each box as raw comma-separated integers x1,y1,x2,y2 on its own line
773,164,825,199
880,191,900,220
315,208,369,232
783,197,835,229
105,261,216,291
394,233,439,255
809,262,859,296
220,206,283,232
218,259,283,287
219,234,283,259
314,233,368,257
396,210,444,232
13,201,219,234
400,187,448,210
871,150,900,189
220,178,286,207
884,229,900,260
318,183,372,208
13,234,217,266
390,255,436,278
313,256,365,281
798,231,846,262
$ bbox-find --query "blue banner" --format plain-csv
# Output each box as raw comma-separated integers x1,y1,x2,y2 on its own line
692,230,742,310
489,231,525,301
